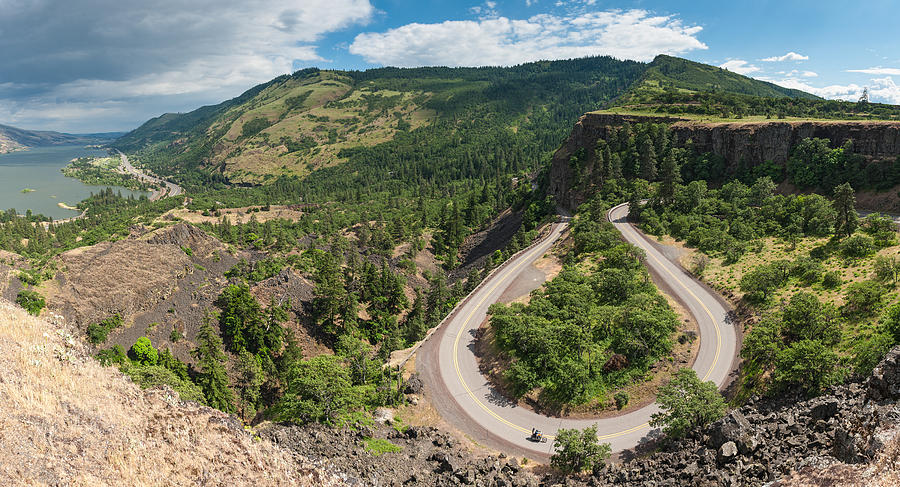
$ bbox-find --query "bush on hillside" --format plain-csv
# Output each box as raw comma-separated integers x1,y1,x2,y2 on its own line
16,290,45,316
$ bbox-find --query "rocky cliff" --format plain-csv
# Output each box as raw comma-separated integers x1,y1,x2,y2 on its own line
548,113,900,209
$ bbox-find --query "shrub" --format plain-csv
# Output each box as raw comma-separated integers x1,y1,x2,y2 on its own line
840,234,875,258
690,255,710,276
95,345,128,366
844,281,886,316
550,425,611,474
740,265,783,302
774,339,839,395
17,268,52,286
122,364,206,404
170,327,183,343
822,271,842,289
16,290,45,316
362,438,402,456
130,337,158,365
241,117,271,138
614,391,629,410
86,314,124,344
873,255,900,284
650,368,726,438
86,322,111,344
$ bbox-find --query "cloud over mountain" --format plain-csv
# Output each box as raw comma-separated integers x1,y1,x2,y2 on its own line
349,9,707,67
0,0,374,132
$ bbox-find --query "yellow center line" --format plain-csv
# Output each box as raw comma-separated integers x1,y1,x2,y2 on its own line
451,204,724,446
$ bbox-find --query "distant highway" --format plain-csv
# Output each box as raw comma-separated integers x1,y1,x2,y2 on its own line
418,203,739,460
116,151,183,200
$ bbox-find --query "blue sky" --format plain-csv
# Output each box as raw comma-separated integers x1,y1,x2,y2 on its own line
2,0,899,132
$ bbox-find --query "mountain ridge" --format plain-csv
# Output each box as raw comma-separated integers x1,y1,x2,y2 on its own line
0,123,120,154
112,55,818,187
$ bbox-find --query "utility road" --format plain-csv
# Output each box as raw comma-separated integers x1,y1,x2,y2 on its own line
117,151,183,200
418,203,738,460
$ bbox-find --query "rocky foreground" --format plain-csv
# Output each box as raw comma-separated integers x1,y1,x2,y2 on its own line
261,349,900,486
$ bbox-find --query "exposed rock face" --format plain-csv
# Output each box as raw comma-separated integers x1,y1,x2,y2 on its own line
577,346,900,486
866,346,900,402
548,113,900,209
52,239,194,327
259,422,539,486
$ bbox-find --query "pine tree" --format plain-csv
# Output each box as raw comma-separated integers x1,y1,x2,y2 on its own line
193,317,235,413
608,153,623,180
658,151,681,205
638,133,658,181
833,182,859,237
402,289,427,345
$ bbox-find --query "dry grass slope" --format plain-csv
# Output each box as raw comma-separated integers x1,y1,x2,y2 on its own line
0,299,344,486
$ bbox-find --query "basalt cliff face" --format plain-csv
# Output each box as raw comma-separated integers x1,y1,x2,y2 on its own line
548,113,900,209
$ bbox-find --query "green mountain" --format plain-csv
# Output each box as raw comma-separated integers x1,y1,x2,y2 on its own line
114,55,818,189
606,55,900,121
631,55,820,101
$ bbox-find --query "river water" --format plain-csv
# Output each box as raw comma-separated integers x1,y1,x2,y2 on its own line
0,145,147,220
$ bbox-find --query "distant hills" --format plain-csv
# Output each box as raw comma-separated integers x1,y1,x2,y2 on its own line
0,123,122,154
113,55,821,187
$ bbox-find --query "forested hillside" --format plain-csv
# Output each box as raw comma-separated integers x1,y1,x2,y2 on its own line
609,56,900,121
547,110,900,404
115,58,647,188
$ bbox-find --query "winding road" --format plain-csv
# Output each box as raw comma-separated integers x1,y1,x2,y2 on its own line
418,202,739,460
116,151,183,201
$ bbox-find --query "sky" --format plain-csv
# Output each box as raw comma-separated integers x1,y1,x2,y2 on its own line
1,0,899,133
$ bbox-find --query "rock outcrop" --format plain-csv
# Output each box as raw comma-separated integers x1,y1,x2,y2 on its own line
548,112,900,209
260,422,539,486
259,347,900,486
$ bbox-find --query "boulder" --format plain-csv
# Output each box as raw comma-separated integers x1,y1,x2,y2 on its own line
404,373,425,394
717,442,738,465
866,346,900,402
373,408,394,425
809,398,839,420
707,410,752,449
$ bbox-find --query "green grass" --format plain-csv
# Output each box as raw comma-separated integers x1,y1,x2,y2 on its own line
592,108,840,124
362,438,402,456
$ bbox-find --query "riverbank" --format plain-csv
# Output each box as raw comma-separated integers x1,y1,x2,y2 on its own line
61,156,155,192
0,146,149,220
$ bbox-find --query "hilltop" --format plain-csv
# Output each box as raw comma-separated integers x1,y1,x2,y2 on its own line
606,56,900,122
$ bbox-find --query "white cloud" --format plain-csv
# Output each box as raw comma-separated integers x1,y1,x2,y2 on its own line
470,1,499,17
761,51,809,62
763,76,900,104
719,59,760,75
780,69,818,78
848,67,900,76
349,9,706,67
0,0,375,132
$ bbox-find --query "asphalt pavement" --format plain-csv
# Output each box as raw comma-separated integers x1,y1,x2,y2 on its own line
418,203,739,460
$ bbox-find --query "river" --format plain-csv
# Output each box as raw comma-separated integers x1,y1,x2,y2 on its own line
0,145,147,220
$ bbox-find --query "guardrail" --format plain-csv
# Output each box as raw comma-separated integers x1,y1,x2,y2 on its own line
393,216,566,371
